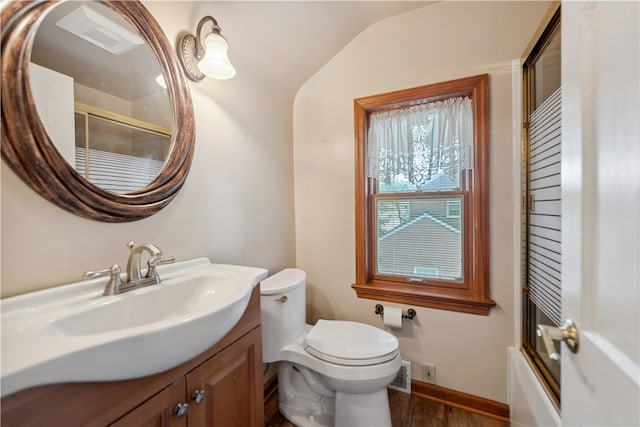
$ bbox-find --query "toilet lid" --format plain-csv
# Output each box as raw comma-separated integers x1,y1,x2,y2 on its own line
260,268,305,295
303,320,399,366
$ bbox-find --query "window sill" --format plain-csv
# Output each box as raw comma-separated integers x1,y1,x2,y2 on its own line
352,281,496,316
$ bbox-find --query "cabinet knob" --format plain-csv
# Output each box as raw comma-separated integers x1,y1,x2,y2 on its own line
192,389,206,404
174,402,189,418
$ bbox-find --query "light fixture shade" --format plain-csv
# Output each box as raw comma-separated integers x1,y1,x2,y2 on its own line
155,73,167,89
197,33,236,80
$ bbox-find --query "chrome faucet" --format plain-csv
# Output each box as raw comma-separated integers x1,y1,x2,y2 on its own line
84,242,174,296
124,241,175,288
126,241,163,282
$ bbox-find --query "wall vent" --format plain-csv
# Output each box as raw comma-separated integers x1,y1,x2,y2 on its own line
388,360,411,394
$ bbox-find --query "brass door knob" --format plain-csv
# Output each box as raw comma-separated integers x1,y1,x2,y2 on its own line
536,319,579,360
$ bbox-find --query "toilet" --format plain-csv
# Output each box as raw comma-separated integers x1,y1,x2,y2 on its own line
260,268,401,427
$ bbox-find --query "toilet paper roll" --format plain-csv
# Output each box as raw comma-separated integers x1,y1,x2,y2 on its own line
383,306,403,329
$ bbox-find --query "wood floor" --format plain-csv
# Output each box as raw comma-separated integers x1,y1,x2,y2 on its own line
265,388,510,427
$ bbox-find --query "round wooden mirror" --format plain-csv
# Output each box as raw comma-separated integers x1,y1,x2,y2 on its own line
1,1,195,222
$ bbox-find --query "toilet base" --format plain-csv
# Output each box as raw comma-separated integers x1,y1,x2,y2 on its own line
278,362,393,427
334,389,392,427
279,403,334,427
279,362,335,427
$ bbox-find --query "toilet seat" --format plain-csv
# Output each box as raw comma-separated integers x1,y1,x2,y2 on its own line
303,320,399,366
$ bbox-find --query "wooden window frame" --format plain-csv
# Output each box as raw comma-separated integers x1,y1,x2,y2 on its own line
352,74,495,315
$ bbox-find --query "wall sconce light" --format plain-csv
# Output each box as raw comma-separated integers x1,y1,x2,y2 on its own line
178,16,236,81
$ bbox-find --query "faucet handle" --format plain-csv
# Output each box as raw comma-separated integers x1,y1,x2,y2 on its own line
84,264,121,279
84,264,123,296
146,255,175,281
148,255,175,267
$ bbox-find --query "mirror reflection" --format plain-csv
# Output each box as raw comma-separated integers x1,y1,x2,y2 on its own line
29,1,173,194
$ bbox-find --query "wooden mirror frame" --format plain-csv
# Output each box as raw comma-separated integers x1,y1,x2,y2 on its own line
1,1,195,222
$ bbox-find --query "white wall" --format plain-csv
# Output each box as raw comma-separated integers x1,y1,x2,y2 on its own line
0,1,296,297
74,83,132,117
293,1,551,403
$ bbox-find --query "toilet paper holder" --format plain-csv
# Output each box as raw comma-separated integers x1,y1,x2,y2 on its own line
374,304,416,320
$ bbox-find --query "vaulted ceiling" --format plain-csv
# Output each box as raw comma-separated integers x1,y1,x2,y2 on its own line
31,1,434,103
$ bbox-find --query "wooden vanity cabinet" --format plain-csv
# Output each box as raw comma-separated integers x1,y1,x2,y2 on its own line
185,328,262,427
1,287,264,427
111,380,187,427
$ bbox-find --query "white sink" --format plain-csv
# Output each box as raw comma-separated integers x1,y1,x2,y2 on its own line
1,258,268,397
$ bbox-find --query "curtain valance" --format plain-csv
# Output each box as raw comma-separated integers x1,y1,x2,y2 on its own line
367,96,473,189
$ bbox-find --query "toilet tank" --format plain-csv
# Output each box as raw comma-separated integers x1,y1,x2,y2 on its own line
260,268,306,363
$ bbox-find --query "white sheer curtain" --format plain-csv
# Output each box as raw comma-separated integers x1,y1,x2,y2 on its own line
367,96,473,189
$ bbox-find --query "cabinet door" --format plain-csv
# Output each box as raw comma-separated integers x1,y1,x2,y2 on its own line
111,380,187,427
186,327,264,427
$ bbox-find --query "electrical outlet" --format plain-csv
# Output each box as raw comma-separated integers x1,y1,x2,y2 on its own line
422,363,436,384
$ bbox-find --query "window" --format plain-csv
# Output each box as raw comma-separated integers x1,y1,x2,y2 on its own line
446,200,461,218
352,74,494,315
